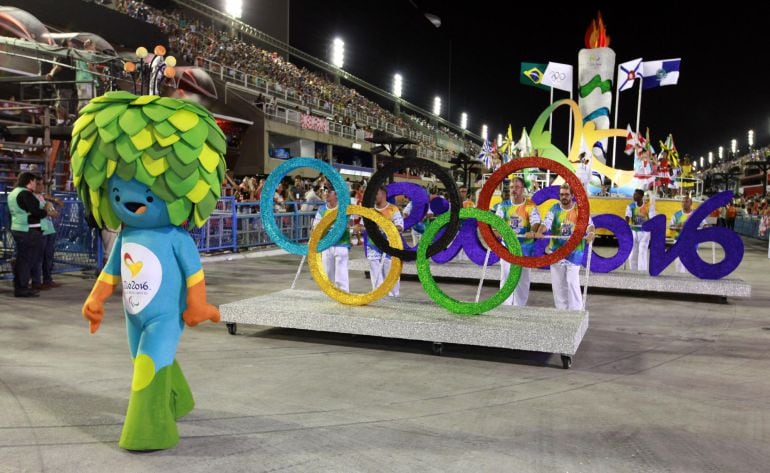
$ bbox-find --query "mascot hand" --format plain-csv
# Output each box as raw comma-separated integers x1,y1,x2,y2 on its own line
183,303,220,327
82,279,115,334
83,298,104,334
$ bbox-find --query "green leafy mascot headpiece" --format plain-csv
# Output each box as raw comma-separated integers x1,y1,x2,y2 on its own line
70,91,227,229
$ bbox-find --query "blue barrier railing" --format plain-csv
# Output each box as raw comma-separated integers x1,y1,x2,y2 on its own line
1,195,319,280
734,215,769,241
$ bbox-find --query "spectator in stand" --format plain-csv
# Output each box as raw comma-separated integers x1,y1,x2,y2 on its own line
725,202,737,230
459,186,474,208
46,39,78,124
74,39,97,109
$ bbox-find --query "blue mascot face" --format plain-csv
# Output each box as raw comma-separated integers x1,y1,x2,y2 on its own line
108,175,171,228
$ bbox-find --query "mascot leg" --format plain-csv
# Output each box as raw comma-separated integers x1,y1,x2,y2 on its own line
120,315,191,451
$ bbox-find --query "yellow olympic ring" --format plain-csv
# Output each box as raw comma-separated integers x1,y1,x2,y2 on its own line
308,205,403,305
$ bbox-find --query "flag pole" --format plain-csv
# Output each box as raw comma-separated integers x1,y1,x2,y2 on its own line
549,86,554,134
635,77,644,136
612,70,620,168
567,89,572,152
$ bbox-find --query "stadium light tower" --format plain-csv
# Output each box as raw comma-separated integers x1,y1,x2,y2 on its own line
460,112,468,130
708,151,713,165
718,146,724,161
700,156,704,168
731,139,737,159
331,38,345,68
433,96,442,116
497,133,503,147
331,37,344,84
748,129,755,150
224,0,242,18
392,73,403,115
392,74,402,98
481,124,488,141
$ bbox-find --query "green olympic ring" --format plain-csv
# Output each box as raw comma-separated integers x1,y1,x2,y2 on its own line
416,208,523,315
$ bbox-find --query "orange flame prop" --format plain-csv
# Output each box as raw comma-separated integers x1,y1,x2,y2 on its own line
584,12,610,48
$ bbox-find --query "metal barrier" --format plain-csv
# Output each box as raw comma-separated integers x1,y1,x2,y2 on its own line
0,196,100,280
734,215,769,241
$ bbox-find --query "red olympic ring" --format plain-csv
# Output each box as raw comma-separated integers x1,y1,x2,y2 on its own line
476,157,589,268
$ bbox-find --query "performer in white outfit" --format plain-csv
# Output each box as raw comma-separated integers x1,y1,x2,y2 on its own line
535,183,595,310
312,189,350,291
669,195,703,274
496,177,541,306
367,185,404,296
625,189,656,271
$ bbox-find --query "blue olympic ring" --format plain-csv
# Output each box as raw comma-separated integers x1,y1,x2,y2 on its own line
259,157,349,255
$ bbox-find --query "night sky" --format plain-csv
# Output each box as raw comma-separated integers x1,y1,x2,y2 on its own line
281,1,770,170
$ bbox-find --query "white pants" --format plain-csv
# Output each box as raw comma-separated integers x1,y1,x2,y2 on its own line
629,230,651,272
368,256,399,297
550,262,583,310
499,260,531,306
322,246,349,291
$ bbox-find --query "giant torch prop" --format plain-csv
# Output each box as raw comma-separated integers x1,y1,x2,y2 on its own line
578,13,614,165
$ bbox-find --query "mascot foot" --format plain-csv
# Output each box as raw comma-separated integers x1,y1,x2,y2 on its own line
120,358,179,451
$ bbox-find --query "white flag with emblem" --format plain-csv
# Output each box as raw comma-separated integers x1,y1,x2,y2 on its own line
541,62,573,92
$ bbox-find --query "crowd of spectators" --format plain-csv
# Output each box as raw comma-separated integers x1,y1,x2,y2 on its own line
113,0,479,162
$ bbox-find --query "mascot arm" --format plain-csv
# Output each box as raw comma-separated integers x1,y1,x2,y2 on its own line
175,232,220,327
183,276,220,327
83,273,119,334
82,233,122,334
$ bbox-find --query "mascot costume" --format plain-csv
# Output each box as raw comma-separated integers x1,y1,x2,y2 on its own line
71,91,226,450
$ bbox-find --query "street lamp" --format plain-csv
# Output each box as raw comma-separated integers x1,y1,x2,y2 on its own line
224,0,243,18
709,151,713,165
392,74,402,98
497,133,503,147
700,156,704,168
731,139,737,156
123,45,176,95
748,129,755,149
718,146,724,161
432,96,442,116
481,124,488,141
460,112,467,130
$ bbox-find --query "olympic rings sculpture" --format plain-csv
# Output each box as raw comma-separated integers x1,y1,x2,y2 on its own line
261,156,594,314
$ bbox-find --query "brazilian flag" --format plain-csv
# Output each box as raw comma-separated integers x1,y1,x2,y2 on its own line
520,62,549,91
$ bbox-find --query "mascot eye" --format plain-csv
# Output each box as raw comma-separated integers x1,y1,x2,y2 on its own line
147,196,154,203
115,195,121,202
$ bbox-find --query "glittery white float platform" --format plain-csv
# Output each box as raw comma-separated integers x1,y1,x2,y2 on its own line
348,259,751,299
220,289,589,364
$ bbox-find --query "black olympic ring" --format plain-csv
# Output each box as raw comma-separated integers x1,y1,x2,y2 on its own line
362,157,461,261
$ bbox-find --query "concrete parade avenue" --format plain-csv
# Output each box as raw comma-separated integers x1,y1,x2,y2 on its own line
1,238,768,472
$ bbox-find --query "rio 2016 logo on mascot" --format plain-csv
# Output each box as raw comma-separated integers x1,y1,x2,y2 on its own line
71,91,227,450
